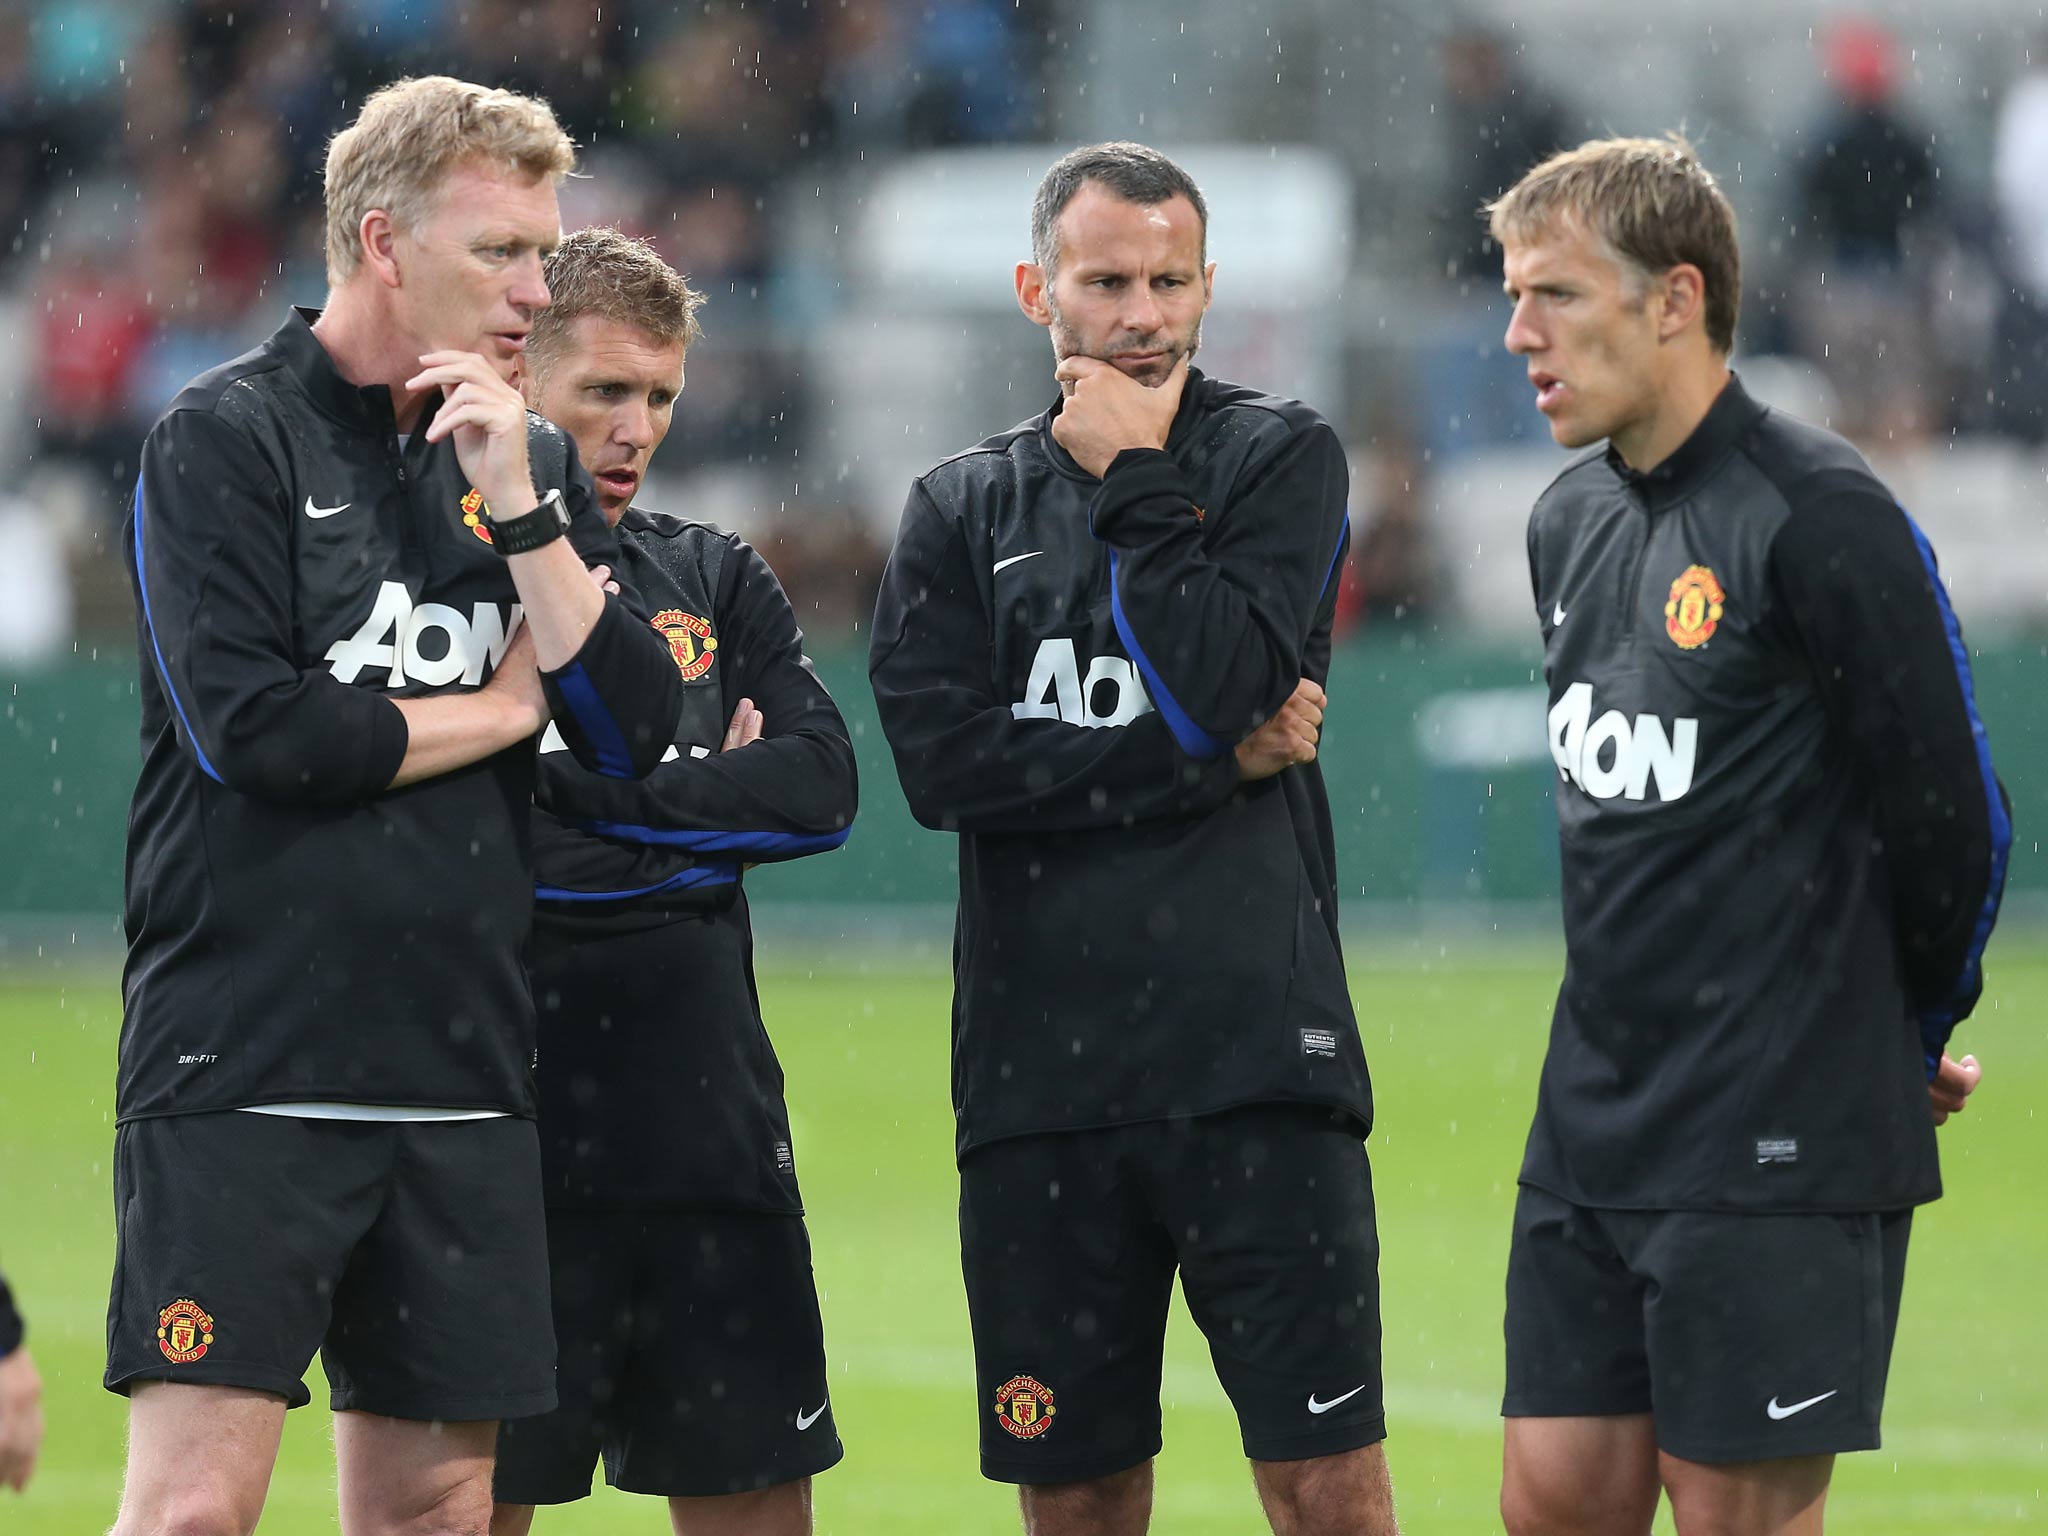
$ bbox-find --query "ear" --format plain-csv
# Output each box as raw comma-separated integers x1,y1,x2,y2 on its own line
1015,261,1052,328
1656,263,1706,342
1201,260,1218,313
361,209,403,290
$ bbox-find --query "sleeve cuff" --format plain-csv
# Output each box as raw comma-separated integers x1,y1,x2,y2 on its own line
1091,450,1198,540
359,698,410,797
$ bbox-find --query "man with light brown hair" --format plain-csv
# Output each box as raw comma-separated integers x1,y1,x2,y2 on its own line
1492,134,2007,1536
105,78,681,1535
488,227,854,1536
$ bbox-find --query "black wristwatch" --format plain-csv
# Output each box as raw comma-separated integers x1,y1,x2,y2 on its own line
490,488,569,555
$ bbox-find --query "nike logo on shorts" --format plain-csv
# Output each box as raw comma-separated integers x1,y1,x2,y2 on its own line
1307,1384,1368,1415
1552,601,1568,626
796,1402,827,1431
305,498,352,520
994,551,1045,574
1765,1389,1838,1420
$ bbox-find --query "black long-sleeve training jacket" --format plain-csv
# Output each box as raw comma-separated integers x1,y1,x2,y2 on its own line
0,1268,21,1357
117,308,682,1122
526,510,857,1211
870,369,1371,1159
1522,374,2011,1212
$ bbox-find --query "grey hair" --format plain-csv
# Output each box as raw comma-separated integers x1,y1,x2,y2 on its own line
1030,142,1208,278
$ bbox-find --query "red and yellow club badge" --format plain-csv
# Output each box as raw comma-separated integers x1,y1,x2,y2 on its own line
1664,564,1726,650
157,1298,215,1364
993,1374,1058,1440
461,487,494,545
651,609,717,682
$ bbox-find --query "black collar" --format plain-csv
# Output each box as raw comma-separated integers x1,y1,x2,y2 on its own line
278,306,405,432
1606,371,1764,507
1039,365,1209,482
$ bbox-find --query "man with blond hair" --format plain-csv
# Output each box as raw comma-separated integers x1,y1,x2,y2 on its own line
106,77,681,1535
1492,134,2009,1536
487,226,854,1536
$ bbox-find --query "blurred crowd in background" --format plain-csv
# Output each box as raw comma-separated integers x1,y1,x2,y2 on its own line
4,0,2048,662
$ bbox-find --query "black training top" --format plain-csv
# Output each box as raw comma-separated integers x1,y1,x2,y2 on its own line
870,369,1371,1159
118,309,682,1122
529,510,856,1212
0,1267,21,1357
1521,373,2010,1213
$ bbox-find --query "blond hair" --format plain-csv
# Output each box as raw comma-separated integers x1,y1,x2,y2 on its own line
324,75,576,287
526,227,706,383
1488,133,1741,355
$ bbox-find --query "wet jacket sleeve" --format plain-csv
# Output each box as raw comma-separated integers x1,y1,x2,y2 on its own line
1769,481,2013,1070
870,481,1242,833
129,407,409,804
537,454,683,780
1088,424,1351,758
0,1267,22,1357
537,537,857,865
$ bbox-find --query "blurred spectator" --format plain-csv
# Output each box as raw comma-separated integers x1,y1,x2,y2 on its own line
1788,17,1941,439
1338,436,1440,636
1432,25,1573,287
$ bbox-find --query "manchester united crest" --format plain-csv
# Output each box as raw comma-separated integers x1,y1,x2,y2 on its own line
157,1298,216,1364
993,1374,1058,1440
1664,564,1726,650
650,608,717,682
461,487,494,545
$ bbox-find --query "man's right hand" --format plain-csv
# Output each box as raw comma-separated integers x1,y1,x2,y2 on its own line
0,1346,43,1492
1235,678,1325,781
722,697,764,753
1930,1052,1982,1126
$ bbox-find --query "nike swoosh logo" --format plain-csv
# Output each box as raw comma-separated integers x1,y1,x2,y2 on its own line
304,497,352,519
1307,1384,1368,1415
993,551,1045,574
1766,1389,1838,1420
1552,601,1567,625
796,1402,827,1431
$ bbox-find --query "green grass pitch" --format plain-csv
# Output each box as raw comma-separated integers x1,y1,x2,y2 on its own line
1,945,2043,1532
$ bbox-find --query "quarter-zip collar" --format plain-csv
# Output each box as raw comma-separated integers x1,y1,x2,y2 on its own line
279,306,407,433
1606,371,1765,509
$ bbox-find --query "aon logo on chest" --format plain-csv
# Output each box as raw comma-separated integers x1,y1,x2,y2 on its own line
1548,680,1698,802
325,579,523,687
1011,637,1155,728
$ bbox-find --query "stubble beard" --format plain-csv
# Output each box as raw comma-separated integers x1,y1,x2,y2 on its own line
1046,293,1202,390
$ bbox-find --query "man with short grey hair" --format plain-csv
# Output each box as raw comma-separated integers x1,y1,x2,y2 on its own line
872,141,1398,1536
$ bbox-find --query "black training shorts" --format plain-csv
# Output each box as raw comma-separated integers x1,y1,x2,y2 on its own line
105,1111,555,1421
493,1209,843,1503
1503,1184,1912,1464
960,1103,1384,1485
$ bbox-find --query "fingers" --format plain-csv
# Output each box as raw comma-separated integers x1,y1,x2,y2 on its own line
406,352,513,393
1294,677,1327,707
1055,355,1107,384
584,564,620,595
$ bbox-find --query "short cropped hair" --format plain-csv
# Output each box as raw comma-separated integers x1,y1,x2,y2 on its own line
1030,142,1208,279
1487,133,1741,355
525,228,705,385
324,75,576,288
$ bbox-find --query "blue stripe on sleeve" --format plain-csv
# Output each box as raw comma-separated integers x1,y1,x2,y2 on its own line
578,821,850,857
1107,549,1231,760
1318,516,1352,602
551,661,636,778
535,862,740,903
131,468,225,785
1903,511,2013,1073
